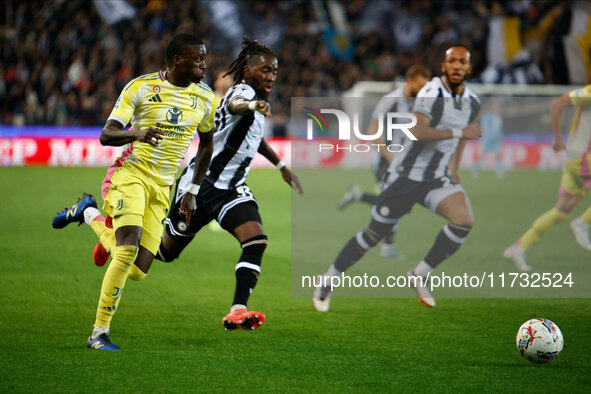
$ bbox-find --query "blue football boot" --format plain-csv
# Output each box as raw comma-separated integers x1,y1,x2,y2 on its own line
86,333,120,350
52,193,97,229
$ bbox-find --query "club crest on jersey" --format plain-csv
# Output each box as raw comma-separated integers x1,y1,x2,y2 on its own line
462,97,470,111
167,107,183,124
153,86,161,93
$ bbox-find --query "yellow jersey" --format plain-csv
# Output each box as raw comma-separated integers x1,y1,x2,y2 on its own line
108,70,215,186
567,85,591,161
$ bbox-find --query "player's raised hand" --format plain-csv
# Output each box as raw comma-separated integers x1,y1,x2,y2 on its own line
178,192,197,227
253,101,272,117
461,123,482,139
552,139,566,152
133,127,164,146
280,167,304,195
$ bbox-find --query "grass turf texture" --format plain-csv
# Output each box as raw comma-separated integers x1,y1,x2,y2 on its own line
0,167,589,392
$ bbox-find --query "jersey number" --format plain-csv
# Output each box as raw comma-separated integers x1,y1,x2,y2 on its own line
236,185,253,198
441,176,454,187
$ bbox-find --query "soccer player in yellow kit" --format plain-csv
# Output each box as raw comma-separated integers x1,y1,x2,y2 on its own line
504,85,591,271
52,33,215,350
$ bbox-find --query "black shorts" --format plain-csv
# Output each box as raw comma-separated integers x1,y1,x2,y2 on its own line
164,179,261,240
371,174,465,224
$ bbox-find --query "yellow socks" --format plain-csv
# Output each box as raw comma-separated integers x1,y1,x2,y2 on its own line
94,244,138,328
581,207,591,225
127,264,147,281
519,208,568,251
90,217,116,253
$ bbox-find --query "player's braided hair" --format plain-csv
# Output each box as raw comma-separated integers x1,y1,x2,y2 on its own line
224,37,274,83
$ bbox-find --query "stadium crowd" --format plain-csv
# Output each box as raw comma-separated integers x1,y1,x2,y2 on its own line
0,0,571,133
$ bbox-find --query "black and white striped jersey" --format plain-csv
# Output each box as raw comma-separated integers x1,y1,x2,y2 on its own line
205,83,266,190
370,87,413,146
389,77,480,182
370,87,413,172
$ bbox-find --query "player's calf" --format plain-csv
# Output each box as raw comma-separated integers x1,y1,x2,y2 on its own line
232,235,267,306
423,223,472,268
222,235,268,330
333,219,393,272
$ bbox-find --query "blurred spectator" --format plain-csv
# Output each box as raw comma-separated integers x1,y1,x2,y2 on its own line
0,0,579,131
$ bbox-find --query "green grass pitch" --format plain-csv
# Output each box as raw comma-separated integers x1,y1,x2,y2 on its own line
0,167,589,392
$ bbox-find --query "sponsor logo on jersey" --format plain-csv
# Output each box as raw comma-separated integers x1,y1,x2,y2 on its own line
167,107,183,124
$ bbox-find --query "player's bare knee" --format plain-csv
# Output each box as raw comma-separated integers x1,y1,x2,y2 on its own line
115,225,143,246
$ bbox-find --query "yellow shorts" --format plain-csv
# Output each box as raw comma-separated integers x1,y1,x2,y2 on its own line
103,163,170,254
560,156,591,198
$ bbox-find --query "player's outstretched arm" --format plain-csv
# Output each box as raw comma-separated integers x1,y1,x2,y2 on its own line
228,97,272,117
99,119,164,147
411,113,482,141
258,138,304,195
179,130,214,226
549,94,573,152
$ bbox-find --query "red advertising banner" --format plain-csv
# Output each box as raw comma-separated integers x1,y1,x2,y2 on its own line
0,135,565,170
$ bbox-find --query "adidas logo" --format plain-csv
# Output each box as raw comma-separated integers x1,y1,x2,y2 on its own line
148,94,162,102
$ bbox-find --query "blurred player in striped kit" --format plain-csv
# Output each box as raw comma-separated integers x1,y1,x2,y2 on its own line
314,45,482,310
338,65,430,259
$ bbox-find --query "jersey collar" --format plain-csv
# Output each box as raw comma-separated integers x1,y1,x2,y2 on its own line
440,76,465,97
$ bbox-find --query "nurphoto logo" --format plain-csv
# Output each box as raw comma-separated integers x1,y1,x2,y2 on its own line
304,108,417,153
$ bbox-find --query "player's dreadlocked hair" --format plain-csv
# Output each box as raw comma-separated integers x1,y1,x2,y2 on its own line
224,37,274,83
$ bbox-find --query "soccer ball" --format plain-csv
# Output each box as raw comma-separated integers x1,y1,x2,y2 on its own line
516,318,563,363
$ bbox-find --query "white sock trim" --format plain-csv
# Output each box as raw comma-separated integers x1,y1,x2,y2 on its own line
231,304,246,312
91,325,109,339
355,232,370,250
443,224,466,244
326,264,342,277
235,262,260,272
414,260,434,277
84,207,101,226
